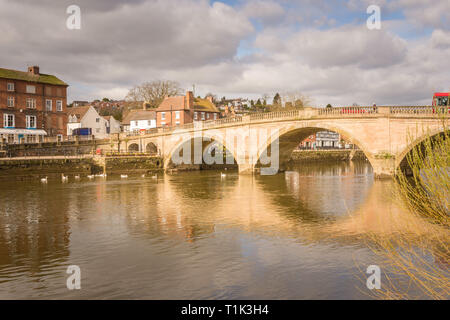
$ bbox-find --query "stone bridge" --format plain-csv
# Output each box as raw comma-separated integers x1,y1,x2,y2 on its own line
116,106,448,178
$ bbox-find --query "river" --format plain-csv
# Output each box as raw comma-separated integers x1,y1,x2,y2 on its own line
0,161,442,299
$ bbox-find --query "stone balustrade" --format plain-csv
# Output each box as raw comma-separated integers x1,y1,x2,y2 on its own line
123,105,445,138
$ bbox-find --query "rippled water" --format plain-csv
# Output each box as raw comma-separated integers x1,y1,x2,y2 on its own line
0,161,435,299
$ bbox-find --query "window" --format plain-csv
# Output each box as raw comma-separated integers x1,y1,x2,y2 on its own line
26,135,36,143
7,83,14,91
214,113,217,120
161,112,166,120
175,111,180,119
147,120,151,125
26,115,36,128
56,100,63,111
45,99,52,111
7,97,14,107
96,118,100,123
175,121,180,126
201,112,205,120
26,85,36,94
45,87,52,96
3,114,14,128
26,98,36,109
194,112,198,120
206,113,210,119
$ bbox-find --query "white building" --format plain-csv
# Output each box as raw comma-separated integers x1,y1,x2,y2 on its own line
122,110,156,133
103,115,121,135
315,131,340,148
67,105,109,139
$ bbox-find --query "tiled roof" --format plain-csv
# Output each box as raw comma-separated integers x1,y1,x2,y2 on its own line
156,96,186,111
67,106,91,120
122,110,156,125
0,67,68,86
194,98,220,113
156,95,219,113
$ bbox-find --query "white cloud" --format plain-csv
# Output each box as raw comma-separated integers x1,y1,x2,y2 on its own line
0,0,448,106
242,0,285,25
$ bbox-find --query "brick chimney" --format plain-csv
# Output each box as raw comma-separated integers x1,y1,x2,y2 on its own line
143,101,151,110
28,66,40,76
186,91,194,109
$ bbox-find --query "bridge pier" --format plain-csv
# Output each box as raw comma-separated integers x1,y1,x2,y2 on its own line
238,163,255,175
371,158,396,179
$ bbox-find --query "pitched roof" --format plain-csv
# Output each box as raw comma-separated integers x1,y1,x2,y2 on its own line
155,96,186,111
67,106,92,120
194,98,220,113
122,110,156,125
0,67,68,86
156,95,220,113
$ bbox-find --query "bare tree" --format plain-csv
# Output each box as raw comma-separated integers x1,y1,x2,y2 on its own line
281,91,311,109
126,80,183,109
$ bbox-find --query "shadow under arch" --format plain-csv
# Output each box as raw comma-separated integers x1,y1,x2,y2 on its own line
145,142,158,155
128,143,139,152
396,128,449,173
254,124,374,172
164,133,238,170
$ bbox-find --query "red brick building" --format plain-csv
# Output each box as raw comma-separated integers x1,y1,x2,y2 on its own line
0,65,68,143
154,91,220,127
298,134,317,149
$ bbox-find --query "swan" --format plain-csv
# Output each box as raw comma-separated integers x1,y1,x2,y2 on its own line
96,173,107,178
220,172,226,178
74,175,80,180
87,174,95,179
61,174,68,182
151,174,157,179
141,174,146,178
40,176,48,183
121,174,128,179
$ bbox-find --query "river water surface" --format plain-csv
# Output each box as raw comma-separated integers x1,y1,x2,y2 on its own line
0,161,437,299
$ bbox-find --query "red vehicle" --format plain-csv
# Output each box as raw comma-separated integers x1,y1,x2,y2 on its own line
432,92,449,106
432,92,449,113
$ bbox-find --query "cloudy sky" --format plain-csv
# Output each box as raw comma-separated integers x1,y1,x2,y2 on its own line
0,0,449,105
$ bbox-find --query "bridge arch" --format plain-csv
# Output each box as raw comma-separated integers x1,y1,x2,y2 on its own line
128,143,139,152
145,142,158,154
396,127,449,172
163,131,238,170
254,122,374,172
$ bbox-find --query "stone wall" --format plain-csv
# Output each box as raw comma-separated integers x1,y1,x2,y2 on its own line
104,156,163,174
2,139,111,157
0,158,98,179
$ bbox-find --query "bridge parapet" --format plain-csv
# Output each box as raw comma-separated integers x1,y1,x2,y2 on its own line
123,106,445,139
389,106,449,115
